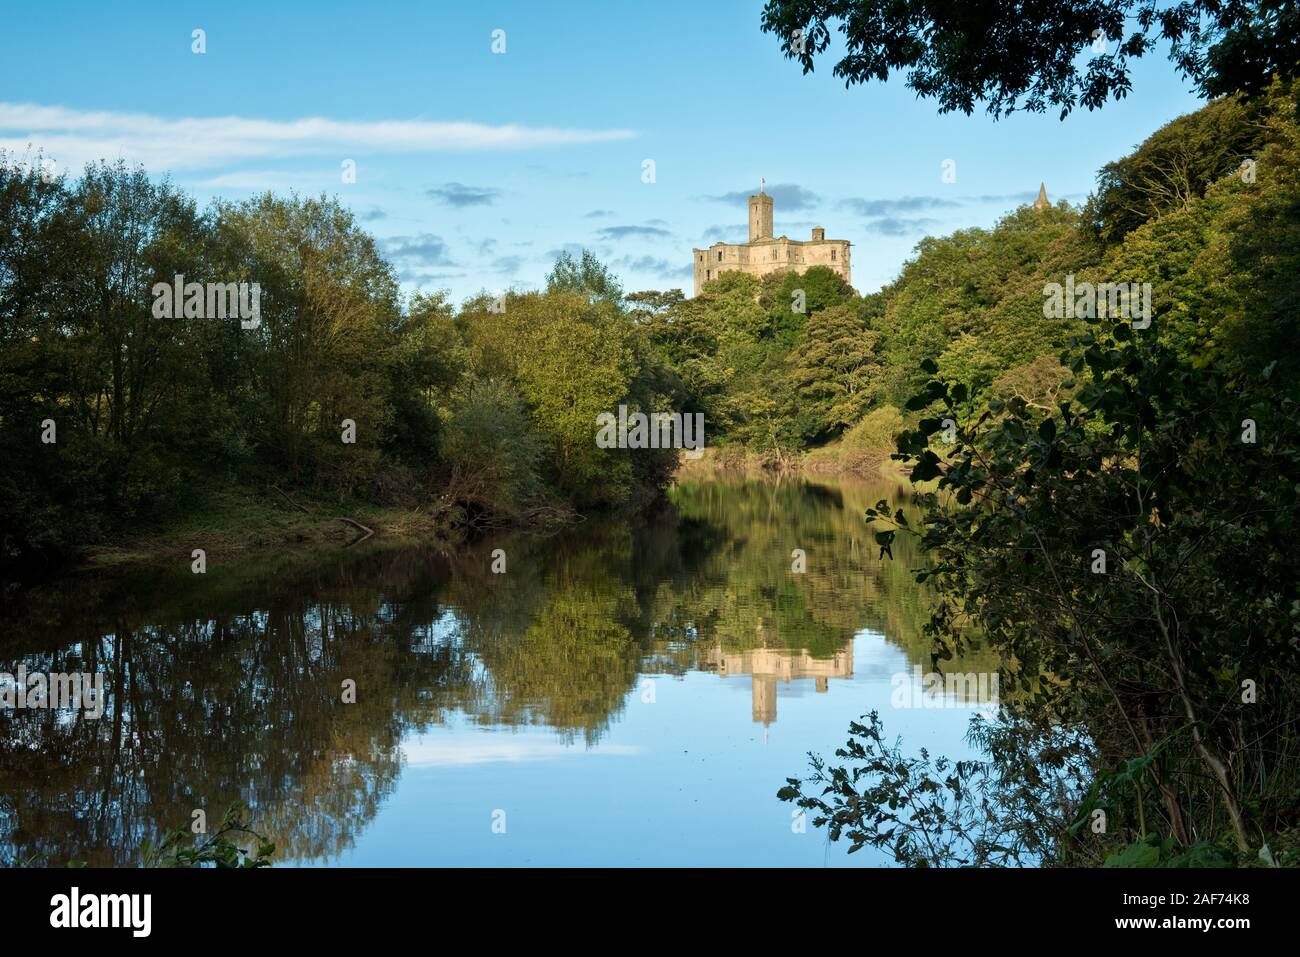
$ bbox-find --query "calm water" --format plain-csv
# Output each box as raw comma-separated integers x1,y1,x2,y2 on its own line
0,476,997,867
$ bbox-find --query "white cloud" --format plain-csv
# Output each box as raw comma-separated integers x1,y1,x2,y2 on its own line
403,733,640,768
194,169,327,189
0,102,638,173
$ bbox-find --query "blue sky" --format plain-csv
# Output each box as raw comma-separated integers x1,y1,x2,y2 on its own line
0,0,1205,302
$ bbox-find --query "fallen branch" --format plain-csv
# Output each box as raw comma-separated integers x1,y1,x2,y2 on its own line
338,516,375,547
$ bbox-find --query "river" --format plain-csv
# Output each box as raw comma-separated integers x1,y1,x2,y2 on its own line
0,475,998,867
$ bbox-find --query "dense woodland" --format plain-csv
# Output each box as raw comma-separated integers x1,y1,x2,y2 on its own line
5,81,1296,570
776,81,1300,867
0,176,686,564
5,83,1285,567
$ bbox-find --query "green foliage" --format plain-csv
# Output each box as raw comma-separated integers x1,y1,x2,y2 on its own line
383,291,460,467
1091,81,1300,383
788,81,1300,867
1101,833,1237,869
806,404,907,476
873,204,1091,409
0,157,677,563
873,290,1300,864
439,378,548,521
646,265,876,455
992,355,1076,412
139,803,275,868
843,404,905,451
786,302,881,440
644,84,1300,485
217,192,403,493
1085,93,1271,245
644,191,1110,468
777,711,1086,866
545,248,624,305
759,1,1300,117
459,287,675,506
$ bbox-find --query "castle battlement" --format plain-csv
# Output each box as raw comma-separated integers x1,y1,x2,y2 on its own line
692,189,851,295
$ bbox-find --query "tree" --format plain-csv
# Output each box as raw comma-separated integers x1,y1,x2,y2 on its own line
439,377,548,521
462,287,650,505
759,0,1300,117
787,80,1300,866
866,305,1300,861
0,160,685,564
761,264,856,346
786,302,881,439
0,158,210,558
624,288,684,323
1085,93,1270,244
545,249,624,306
384,290,461,468
872,204,1089,409
214,192,402,492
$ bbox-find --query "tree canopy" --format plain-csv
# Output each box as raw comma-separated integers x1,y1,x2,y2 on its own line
760,0,1300,117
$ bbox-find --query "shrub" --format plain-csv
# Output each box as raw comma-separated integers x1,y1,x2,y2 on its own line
439,378,547,521
843,404,905,451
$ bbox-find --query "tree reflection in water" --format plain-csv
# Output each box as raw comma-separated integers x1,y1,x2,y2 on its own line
0,477,995,865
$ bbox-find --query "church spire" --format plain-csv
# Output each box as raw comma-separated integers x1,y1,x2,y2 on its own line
1034,182,1049,210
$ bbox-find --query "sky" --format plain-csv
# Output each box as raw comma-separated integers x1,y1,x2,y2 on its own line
0,0,1207,303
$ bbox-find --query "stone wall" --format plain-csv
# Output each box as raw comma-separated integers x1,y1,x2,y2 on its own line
691,231,851,295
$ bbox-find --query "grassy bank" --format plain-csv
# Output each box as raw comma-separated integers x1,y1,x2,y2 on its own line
78,439,914,572
676,437,909,485
79,486,452,570
672,404,910,482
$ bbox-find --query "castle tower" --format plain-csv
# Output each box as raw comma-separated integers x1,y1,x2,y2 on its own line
692,188,851,295
1034,183,1049,210
748,191,773,242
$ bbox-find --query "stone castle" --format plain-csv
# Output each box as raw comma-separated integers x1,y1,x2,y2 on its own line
692,188,851,295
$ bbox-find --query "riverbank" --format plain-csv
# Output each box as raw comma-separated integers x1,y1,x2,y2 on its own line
675,404,910,481
79,487,450,569
676,441,909,483
62,441,901,574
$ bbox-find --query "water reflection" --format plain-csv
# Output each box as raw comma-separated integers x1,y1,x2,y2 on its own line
0,476,995,866
711,646,855,725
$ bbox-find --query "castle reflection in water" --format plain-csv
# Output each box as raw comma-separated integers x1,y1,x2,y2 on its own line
708,642,854,725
